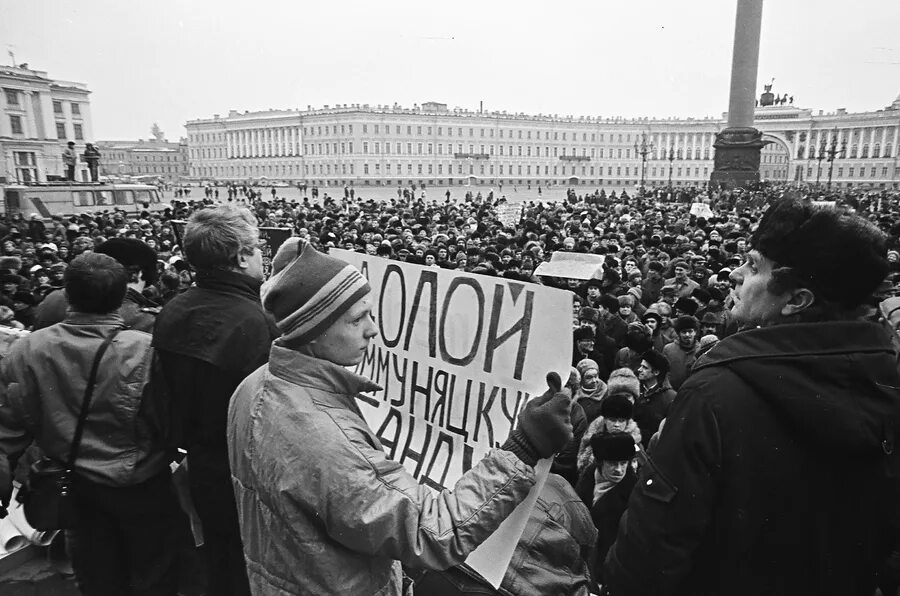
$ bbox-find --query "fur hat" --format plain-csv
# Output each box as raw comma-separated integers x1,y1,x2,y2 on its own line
0,257,22,273
261,238,370,345
579,306,599,323
606,368,640,400
641,349,670,379
600,393,634,419
591,433,636,463
751,199,888,308
674,296,699,316
574,326,595,341
674,315,699,332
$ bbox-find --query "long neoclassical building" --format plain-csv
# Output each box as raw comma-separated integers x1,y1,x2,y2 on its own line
185,93,900,190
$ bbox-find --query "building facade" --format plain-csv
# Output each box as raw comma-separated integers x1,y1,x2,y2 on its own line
97,137,189,184
0,63,93,183
186,94,900,191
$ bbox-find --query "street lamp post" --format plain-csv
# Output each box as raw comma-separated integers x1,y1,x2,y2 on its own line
667,148,676,191
825,130,847,191
634,133,654,189
813,137,828,188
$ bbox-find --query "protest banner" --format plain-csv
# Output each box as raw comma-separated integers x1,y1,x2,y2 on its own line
333,250,573,586
533,252,606,280
495,203,522,227
258,227,293,278
690,202,714,218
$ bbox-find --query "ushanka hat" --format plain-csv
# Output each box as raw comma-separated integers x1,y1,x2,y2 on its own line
261,238,370,345
591,433,636,463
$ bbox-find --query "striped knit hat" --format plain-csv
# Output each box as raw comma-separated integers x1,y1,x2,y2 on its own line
261,238,371,345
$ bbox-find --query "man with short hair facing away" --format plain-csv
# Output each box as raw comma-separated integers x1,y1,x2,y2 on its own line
605,200,900,596
662,315,699,391
153,205,279,596
633,349,676,450
227,238,573,596
0,253,181,595
34,238,160,332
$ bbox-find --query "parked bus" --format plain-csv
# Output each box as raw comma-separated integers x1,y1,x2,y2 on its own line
1,182,165,218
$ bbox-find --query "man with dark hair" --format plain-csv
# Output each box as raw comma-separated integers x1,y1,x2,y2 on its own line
34,238,160,332
597,293,627,348
153,205,278,596
634,349,675,449
0,253,180,594
605,200,900,596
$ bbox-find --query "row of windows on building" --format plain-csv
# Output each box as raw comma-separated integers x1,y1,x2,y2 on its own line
307,142,702,160
7,114,85,139
805,165,900,179
3,89,79,115
190,125,647,145
191,162,719,180
304,122,650,144
796,143,894,159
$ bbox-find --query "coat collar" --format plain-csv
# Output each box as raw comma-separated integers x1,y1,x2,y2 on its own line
694,320,894,372
62,312,126,327
267,344,381,396
195,269,263,303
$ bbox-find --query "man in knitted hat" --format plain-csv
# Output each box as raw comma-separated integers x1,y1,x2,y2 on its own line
606,200,900,595
153,205,280,596
227,238,574,595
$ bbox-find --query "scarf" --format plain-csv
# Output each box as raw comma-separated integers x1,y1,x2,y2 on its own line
592,467,617,505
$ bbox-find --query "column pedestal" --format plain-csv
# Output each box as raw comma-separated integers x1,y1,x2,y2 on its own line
710,127,769,190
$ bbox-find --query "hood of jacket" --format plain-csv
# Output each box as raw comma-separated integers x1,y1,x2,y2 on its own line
694,320,900,456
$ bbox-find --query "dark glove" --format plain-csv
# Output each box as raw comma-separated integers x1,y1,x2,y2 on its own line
503,372,573,466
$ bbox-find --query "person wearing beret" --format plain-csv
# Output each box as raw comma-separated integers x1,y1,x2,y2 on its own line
227,237,573,596
33,238,161,332
605,200,900,596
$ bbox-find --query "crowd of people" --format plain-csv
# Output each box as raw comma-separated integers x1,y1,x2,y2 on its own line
0,181,899,595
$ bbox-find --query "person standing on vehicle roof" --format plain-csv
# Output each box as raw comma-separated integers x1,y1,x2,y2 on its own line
83,143,101,182
63,141,78,181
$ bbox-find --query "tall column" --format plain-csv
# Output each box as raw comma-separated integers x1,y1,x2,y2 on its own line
711,0,766,189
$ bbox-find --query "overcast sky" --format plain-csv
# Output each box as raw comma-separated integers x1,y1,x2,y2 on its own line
3,0,898,141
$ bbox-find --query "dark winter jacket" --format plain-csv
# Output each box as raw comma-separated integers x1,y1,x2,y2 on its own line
152,269,278,529
576,463,637,586
604,320,900,596
633,381,676,449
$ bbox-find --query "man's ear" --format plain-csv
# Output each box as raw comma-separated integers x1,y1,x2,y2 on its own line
780,287,816,317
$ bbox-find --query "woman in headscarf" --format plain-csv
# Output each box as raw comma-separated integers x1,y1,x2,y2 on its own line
574,358,607,425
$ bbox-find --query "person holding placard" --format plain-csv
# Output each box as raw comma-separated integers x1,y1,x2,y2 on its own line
227,238,574,596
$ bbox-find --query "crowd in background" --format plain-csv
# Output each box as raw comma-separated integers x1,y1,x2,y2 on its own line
1,181,900,594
